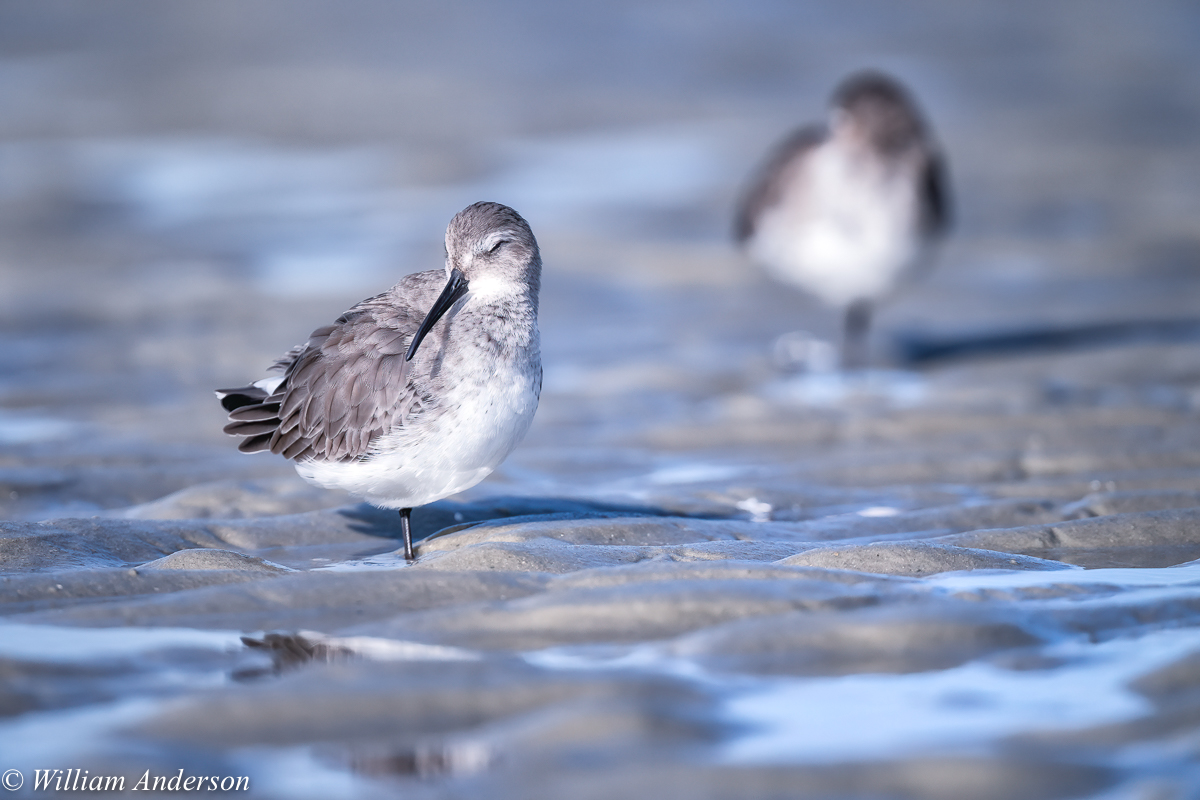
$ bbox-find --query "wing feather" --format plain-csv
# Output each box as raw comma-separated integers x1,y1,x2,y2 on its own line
223,419,279,436
219,270,443,463
227,402,281,422
734,125,827,244
238,433,273,453
921,151,952,237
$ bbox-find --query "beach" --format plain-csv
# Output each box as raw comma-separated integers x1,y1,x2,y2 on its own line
2,2,1200,797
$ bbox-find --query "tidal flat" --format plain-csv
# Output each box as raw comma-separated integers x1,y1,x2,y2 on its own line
3,2,1200,798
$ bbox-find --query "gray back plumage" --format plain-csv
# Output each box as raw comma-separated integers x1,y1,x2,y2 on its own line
219,201,541,463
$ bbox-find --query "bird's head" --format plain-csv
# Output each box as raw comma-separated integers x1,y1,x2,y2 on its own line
830,70,927,154
405,202,541,364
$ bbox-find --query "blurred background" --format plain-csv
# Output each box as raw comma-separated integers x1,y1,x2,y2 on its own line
1,0,1199,520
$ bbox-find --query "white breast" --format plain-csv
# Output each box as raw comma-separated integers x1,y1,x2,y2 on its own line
295,338,541,509
751,145,924,308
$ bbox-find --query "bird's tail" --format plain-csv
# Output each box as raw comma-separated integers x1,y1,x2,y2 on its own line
215,378,285,453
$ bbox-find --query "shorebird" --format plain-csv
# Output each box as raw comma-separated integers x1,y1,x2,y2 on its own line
217,201,542,561
734,71,950,369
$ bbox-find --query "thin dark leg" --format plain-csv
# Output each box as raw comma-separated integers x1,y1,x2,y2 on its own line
399,507,414,561
842,299,872,370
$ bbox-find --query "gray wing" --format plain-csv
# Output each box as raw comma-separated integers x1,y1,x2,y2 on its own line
221,272,440,462
920,149,952,238
734,125,827,244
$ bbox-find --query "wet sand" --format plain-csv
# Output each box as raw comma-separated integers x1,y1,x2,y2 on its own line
3,1,1200,798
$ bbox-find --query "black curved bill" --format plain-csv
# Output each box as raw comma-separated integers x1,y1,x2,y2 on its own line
406,268,469,362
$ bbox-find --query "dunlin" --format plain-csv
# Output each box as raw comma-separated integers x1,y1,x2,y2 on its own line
218,201,542,560
735,71,950,368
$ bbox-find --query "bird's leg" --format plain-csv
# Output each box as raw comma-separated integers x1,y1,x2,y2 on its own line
842,299,872,370
399,507,414,561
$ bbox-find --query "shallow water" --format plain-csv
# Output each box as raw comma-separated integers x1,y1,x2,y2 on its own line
722,625,1197,763
3,1,1200,798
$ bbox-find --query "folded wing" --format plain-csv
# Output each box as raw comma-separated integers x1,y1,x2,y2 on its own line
218,280,434,463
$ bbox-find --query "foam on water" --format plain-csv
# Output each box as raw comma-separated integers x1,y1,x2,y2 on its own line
736,497,773,522
857,505,900,517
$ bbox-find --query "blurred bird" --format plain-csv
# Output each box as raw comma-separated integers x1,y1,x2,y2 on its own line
735,71,950,369
217,202,543,560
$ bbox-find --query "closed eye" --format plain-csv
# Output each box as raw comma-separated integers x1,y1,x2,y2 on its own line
487,239,509,254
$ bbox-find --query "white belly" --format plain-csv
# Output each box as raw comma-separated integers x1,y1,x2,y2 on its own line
295,366,540,509
751,147,924,308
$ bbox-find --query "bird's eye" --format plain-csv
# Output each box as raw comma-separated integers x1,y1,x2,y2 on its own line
487,239,508,254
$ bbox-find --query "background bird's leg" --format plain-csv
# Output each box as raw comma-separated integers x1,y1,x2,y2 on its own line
842,299,872,370
399,507,414,561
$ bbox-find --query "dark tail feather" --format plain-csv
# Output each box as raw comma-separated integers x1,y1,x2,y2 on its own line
237,433,274,453
218,386,282,454
223,419,280,436
228,402,282,421
217,385,269,412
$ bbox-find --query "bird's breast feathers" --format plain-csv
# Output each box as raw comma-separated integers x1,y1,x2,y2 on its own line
295,362,540,508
